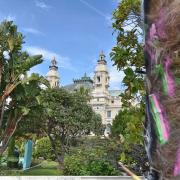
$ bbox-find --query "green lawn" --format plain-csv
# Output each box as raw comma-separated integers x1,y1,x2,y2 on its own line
0,160,62,176
23,161,62,175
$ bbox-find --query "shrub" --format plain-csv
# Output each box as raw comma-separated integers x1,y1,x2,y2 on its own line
64,147,120,176
33,137,55,160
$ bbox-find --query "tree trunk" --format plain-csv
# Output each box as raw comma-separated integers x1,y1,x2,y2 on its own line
56,153,65,171
0,115,23,156
48,134,65,171
0,99,6,129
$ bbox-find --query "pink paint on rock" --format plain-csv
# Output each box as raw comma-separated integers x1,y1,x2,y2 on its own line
174,146,180,176
149,23,157,40
152,94,169,141
155,9,167,40
164,56,175,97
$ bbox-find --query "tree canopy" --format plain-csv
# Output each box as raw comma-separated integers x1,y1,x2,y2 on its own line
39,88,103,169
0,21,47,154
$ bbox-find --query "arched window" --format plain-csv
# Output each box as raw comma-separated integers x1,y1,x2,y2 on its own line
97,76,100,83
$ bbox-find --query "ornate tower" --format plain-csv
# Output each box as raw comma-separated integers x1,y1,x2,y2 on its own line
90,51,122,135
46,57,60,88
90,51,111,126
93,51,110,93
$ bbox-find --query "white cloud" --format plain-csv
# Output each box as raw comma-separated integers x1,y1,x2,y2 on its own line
109,65,124,90
24,46,75,71
22,28,44,36
6,15,16,21
0,14,16,22
34,0,51,9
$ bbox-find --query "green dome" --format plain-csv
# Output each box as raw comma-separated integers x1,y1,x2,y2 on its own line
64,73,93,91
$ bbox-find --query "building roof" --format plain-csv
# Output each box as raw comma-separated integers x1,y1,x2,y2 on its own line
64,82,93,91
64,74,121,96
109,90,121,97
63,73,93,91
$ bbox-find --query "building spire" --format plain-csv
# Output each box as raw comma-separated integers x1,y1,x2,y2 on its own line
49,57,58,69
98,50,107,64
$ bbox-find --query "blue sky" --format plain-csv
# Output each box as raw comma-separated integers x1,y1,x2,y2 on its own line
0,0,124,89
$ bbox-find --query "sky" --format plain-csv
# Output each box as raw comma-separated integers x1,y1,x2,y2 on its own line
0,0,124,90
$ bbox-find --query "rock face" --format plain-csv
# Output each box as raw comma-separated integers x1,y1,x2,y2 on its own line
144,0,180,179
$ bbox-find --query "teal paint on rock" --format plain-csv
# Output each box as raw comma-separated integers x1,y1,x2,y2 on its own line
23,140,33,170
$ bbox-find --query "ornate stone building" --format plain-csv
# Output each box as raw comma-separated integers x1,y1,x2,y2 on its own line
46,52,122,134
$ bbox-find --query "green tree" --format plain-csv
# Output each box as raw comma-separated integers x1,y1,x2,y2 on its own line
111,0,144,107
111,106,148,175
40,88,102,170
111,107,143,142
0,21,46,155
110,1,148,174
76,86,91,102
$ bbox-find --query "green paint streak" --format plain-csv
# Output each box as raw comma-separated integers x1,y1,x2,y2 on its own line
155,64,168,95
175,78,180,86
149,96,167,145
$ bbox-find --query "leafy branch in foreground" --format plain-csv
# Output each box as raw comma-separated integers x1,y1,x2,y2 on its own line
0,21,46,155
110,0,145,107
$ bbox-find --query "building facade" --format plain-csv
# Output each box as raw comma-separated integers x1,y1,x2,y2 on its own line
46,52,122,134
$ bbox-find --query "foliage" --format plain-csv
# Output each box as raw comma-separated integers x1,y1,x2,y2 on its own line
110,1,149,175
111,106,144,145
74,136,122,167
64,155,119,176
111,0,144,107
76,86,91,102
7,135,19,168
64,139,121,176
120,144,149,176
40,88,103,169
111,106,149,175
0,21,47,154
33,137,55,161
